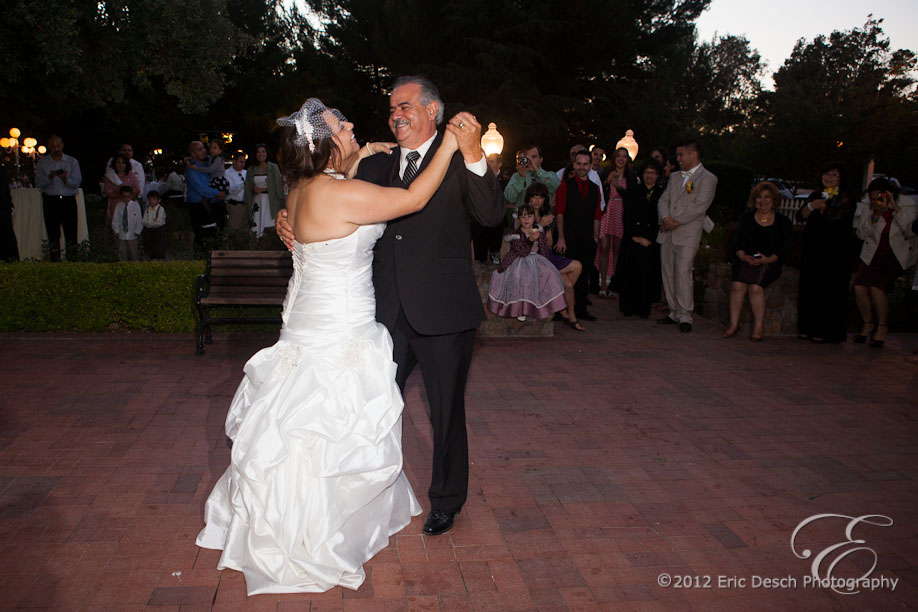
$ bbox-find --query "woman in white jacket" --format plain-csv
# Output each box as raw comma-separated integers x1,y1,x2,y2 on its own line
852,177,917,348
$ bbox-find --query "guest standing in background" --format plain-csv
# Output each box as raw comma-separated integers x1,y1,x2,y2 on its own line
225,151,249,233
796,162,855,343
35,135,82,261
141,190,167,260
0,164,18,261
185,140,226,251
554,149,602,322
656,139,717,333
723,182,792,341
852,177,918,348
504,145,560,210
105,143,146,201
596,147,636,296
471,153,508,265
245,144,284,237
186,139,229,229
111,185,143,261
161,162,185,205
617,159,664,318
103,154,140,222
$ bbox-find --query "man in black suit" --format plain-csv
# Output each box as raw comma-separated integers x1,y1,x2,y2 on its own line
278,76,504,535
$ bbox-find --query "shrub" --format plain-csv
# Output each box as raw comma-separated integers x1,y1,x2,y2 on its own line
0,261,204,332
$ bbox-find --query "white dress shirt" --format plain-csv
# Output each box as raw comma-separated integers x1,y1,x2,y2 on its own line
142,204,166,228
225,168,247,201
680,163,702,187
399,133,487,180
111,200,144,239
36,154,82,197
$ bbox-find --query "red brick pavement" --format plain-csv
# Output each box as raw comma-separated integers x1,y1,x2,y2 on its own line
1,300,916,611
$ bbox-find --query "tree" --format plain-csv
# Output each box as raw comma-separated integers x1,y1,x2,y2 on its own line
763,17,918,184
303,0,714,166
0,0,246,120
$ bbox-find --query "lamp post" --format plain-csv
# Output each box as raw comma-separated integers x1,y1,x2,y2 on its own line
615,129,639,161
1,128,43,184
480,123,504,157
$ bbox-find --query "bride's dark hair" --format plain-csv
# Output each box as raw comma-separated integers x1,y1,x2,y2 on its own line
276,98,349,186
277,125,340,187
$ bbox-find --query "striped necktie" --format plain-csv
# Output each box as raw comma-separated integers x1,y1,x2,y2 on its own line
402,151,420,186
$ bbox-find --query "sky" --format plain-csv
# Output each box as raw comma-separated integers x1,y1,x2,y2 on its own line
695,0,918,88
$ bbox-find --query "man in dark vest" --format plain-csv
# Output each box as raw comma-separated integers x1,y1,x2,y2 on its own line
277,76,505,536
553,149,602,321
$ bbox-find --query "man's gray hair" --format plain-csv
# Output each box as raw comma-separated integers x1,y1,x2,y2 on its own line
392,75,444,125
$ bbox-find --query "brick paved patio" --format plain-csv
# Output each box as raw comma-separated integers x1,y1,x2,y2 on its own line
1,299,916,611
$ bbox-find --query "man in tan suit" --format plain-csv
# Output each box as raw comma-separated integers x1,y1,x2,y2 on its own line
656,140,717,333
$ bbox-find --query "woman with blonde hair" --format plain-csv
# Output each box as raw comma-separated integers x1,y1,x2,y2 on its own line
852,177,918,348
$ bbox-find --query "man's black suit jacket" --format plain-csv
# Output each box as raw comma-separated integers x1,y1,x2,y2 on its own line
355,132,505,336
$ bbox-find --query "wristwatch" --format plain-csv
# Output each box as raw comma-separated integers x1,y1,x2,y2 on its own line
806,202,814,211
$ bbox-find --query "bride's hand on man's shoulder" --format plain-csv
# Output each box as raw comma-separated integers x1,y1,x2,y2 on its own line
364,141,397,156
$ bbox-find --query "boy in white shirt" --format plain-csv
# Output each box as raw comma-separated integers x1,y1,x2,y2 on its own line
142,190,167,260
111,185,143,261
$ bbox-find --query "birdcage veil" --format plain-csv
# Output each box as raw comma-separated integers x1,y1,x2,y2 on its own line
276,98,348,153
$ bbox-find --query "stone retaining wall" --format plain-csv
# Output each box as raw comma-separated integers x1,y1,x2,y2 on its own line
475,262,554,337
699,263,799,335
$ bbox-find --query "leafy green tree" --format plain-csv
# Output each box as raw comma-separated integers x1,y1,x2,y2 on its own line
304,0,713,166
764,17,918,185
0,0,246,120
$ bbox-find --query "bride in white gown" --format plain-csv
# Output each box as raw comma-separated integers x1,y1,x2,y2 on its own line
196,98,462,595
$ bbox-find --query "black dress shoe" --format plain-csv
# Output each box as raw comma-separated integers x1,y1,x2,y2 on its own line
657,317,676,325
679,322,692,333
422,510,458,536
578,311,598,321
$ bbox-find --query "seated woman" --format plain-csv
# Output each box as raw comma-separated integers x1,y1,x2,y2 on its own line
488,203,577,328
852,177,918,348
522,183,584,328
723,181,792,341
617,159,664,318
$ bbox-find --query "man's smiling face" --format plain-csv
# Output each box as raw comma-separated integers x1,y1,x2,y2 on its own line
388,83,438,150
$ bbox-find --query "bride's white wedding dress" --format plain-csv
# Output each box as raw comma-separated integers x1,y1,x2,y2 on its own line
196,222,421,595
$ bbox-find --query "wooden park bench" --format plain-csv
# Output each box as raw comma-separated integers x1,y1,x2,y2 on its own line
195,250,293,354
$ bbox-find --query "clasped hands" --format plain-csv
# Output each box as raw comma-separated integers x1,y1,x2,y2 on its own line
660,216,679,232
632,236,652,247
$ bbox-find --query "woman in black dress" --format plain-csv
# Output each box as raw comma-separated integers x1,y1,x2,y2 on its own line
796,162,854,343
723,181,793,341
618,159,663,318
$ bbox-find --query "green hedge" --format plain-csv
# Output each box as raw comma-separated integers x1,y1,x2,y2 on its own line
0,261,205,332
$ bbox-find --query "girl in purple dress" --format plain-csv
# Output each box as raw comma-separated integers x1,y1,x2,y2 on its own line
489,203,583,330
523,183,584,329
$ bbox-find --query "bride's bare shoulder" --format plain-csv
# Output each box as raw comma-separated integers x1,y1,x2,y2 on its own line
291,175,357,242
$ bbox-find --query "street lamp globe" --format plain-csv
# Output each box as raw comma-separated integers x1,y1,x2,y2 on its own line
615,129,638,161
480,123,504,157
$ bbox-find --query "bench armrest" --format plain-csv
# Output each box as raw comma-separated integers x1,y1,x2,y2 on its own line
196,273,209,303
